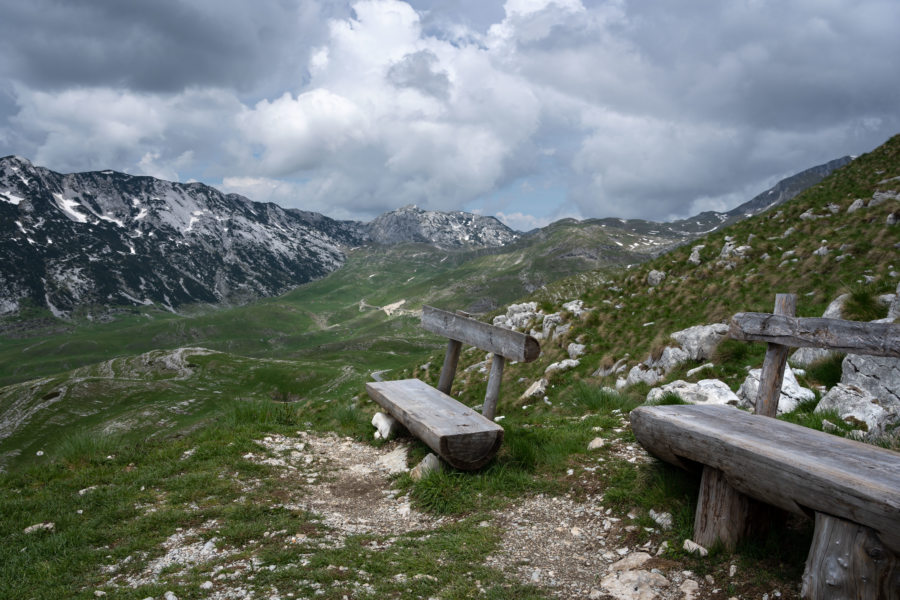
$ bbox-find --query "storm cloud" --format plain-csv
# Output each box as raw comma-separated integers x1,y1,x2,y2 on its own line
1,0,898,227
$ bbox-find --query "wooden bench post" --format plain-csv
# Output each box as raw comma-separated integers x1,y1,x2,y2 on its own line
437,339,462,395
802,513,899,599
482,354,506,421
755,293,796,417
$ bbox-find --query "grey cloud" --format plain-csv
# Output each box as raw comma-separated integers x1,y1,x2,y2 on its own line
0,0,336,97
387,50,451,99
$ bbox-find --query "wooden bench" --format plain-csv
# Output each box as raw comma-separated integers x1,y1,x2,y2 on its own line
630,294,900,599
366,305,540,470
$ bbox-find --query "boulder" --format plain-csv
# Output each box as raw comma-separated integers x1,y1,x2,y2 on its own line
562,299,587,316
648,346,690,373
625,364,663,387
567,343,586,359
520,378,548,400
646,270,666,287
542,313,563,338
646,379,739,406
545,359,579,376
847,198,865,213
688,245,705,265
593,357,628,378
737,366,815,414
841,354,900,404
670,323,729,361
815,384,900,438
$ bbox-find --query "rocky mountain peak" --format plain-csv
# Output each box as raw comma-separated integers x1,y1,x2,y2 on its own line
366,205,518,248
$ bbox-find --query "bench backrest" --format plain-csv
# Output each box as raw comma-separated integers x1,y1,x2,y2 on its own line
422,305,541,362
728,293,900,416
422,305,540,421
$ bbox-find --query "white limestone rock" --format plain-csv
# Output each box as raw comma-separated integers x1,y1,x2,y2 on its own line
841,354,900,405
542,313,563,338
737,366,815,414
372,412,399,440
562,299,587,316
815,383,900,438
410,453,443,481
649,346,690,373
647,379,739,407
593,357,629,378
670,323,729,361
567,343,586,359
545,359,580,376
688,245,705,265
625,364,663,387
520,378,548,400
847,198,866,213
647,270,666,287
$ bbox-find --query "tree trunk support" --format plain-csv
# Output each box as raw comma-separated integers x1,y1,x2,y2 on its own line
482,354,505,421
802,512,899,600
438,339,462,395
755,293,797,417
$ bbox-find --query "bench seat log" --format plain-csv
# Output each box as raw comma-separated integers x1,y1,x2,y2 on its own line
630,404,900,554
367,378,504,471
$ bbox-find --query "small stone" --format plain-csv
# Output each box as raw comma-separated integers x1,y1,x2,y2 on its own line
683,539,708,557
94,592,107,598
35,450,44,456
656,540,669,556
164,592,179,600
24,522,54,534
588,437,605,450
680,579,700,600
649,509,673,530
200,580,214,590
410,453,443,481
729,564,738,577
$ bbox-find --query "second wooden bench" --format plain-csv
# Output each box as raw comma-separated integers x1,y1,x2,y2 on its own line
366,305,540,470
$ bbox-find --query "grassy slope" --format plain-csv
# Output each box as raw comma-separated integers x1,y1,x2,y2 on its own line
1,134,898,598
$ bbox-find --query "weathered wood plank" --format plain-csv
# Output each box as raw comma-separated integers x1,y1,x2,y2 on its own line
694,466,753,551
630,404,900,553
437,339,462,395
422,305,541,363
729,313,900,357
366,379,503,470
482,355,505,421
801,513,900,600
755,293,796,417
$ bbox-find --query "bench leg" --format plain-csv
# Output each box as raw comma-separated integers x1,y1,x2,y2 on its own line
802,512,899,600
693,466,752,551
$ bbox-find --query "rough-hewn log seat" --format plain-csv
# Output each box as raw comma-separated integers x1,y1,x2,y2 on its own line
631,404,900,551
631,404,900,599
366,378,503,470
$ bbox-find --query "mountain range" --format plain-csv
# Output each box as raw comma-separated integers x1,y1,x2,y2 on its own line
0,154,851,318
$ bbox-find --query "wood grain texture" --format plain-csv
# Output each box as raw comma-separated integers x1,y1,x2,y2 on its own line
437,339,462,395
630,404,900,553
422,305,541,362
729,313,900,357
482,355,505,421
755,293,796,417
694,466,753,551
801,513,900,600
366,379,503,470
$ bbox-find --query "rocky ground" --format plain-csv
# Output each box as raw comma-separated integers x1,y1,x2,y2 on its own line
97,418,780,600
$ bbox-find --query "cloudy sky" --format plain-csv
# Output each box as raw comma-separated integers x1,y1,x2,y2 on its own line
1,0,898,229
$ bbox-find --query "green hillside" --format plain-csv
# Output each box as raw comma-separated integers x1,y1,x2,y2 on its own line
0,134,897,599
